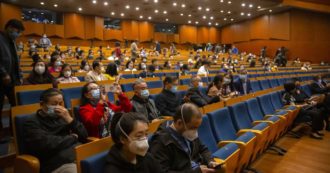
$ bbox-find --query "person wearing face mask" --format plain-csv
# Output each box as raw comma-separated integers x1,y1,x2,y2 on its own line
24,60,55,85
221,73,236,97
23,88,88,173
197,61,210,77
186,75,219,107
0,19,25,132
85,60,108,82
310,75,330,95
48,54,63,73
150,103,221,173
155,77,182,117
56,64,80,84
124,60,137,72
104,112,162,173
78,59,91,73
39,34,52,51
234,70,252,95
131,79,160,122
79,82,132,138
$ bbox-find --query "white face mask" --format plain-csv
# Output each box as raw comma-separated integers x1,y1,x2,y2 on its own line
181,104,198,141
84,65,90,71
198,82,203,87
35,66,45,75
64,71,71,78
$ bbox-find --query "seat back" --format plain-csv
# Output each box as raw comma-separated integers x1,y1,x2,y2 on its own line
203,101,225,114
250,80,261,92
207,108,238,141
270,92,282,110
197,116,219,153
259,80,271,90
147,80,163,89
11,104,40,154
257,94,276,115
15,84,53,105
245,98,265,122
301,85,312,97
228,102,253,130
76,137,114,173
62,87,83,108
269,79,279,88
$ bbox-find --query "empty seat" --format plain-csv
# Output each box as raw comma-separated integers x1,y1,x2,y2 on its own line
250,81,261,92
180,78,191,85
259,80,271,90
301,85,312,97
121,83,133,92
61,87,83,108
269,79,279,88
17,90,44,105
147,80,163,89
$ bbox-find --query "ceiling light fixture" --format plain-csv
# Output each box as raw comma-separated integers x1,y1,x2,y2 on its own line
220,0,224,3
247,13,251,16
54,4,58,7
173,2,177,6
195,21,199,24
148,16,152,20
258,6,261,9
188,20,191,24
210,16,214,20
208,22,212,25
125,5,130,9
205,8,210,11
181,4,186,8
111,12,115,15
92,0,97,4
269,9,272,12
104,1,108,6
228,1,232,4
240,12,245,16
224,18,227,21
120,13,125,16
215,23,219,26
135,7,140,10
155,9,159,13
154,0,158,3
188,14,191,17
220,10,224,13
227,11,231,14
241,3,245,7
231,18,234,21
249,4,253,8
180,13,184,16
78,7,82,11
163,10,167,14
198,6,202,10
166,18,169,21
139,15,143,19
40,2,44,5
203,16,206,19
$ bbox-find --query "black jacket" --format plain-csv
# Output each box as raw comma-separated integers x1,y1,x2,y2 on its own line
310,81,329,95
186,87,219,107
149,127,212,173
23,110,88,173
234,79,252,95
155,89,181,116
131,95,160,121
104,145,163,173
0,32,22,86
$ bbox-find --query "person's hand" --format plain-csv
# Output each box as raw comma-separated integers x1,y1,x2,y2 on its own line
183,95,190,103
55,106,73,124
200,165,216,173
113,83,123,95
208,161,221,169
71,133,78,139
2,74,11,86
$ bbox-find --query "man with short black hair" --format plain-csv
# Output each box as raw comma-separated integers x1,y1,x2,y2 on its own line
24,88,88,173
0,19,25,131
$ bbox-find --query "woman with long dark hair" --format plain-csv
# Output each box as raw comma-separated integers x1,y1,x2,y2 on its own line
23,60,55,85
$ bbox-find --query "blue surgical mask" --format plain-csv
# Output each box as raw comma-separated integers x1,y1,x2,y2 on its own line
140,89,149,99
170,86,178,93
91,89,101,100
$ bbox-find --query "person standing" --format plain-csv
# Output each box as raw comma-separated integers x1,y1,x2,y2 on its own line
155,41,161,54
0,19,25,132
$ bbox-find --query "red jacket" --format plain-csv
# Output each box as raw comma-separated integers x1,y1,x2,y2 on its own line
79,93,132,138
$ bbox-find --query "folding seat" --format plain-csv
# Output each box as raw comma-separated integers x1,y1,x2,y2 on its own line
163,72,178,77
228,103,271,156
180,78,191,85
17,90,45,105
250,80,262,92
201,77,210,83
61,87,83,108
269,79,280,88
147,80,163,89
154,72,164,78
259,79,271,90
277,78,285,86
121,83,133,92
121,74,136,79
198,116,240,173
207,108,257,172
77,76,85,81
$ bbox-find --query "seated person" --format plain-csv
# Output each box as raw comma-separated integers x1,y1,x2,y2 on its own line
282,82,325,139
180,64,190,76
85,60,107,82
24,88,88,173
48,54,63,73
104,63,120,81
186,75,219,107
310,75,330,95
139,65,156,78
150,103,221,173
124,60,137,72
56,64,80,84
104,112,162,173
77,59,91,73
234,70,252,95
163,61,172,70
131,79,160,122
221,73,237,97
79,82,132,138
207,75,223,98
24,60,55,85
155,76,182,117
197,60,210,77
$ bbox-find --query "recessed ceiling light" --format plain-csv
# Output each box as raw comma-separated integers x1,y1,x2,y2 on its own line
228,1,232,4
104,1,108,6
166,18,169,21
224,18,227,21
220,0,224,3
210,16,214,20
203,16,206,19
205,8,210,11
78,7,82,11
125,5,130,9
40,2,44,5
198,6,202,10
181,4,186,8
188,20,191,24
247,13,251,16
249,4,253,8
241,12,245,16
139,15,143,19
241,3,246,7
173,2,177,6
188,14,191,17
92,0,97,4
220,10,224,13
208,22,212,26
269,9,272,12
227,11,231,14
163,10,167,14
154,0,158,3
41,12,44,15
135,7,140,10
258,6,261,9
54,4,58,7
180,13,184,16
231,18,234,21
215,23,219,26
120,13,125,16
195,21,199,24
148,16,152,20
111,12,115,15
155,9,159,13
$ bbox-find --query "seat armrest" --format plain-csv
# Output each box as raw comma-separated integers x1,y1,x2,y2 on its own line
87,137,99,142
217,141,246,148
237,129,262,136
14,155,40,173
264,114,287,120
253,120,274,126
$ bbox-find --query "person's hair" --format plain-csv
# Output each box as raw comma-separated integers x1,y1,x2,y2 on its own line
284,82,296,93
32,54,41,63
40,88,63,103
58,64,72,78
190,75,200,83
181,64,189,71
111,112,148,147
202,60,211,66
151,59,157,64
27,60,54,84
92,60,101,70
49,53,60,67
313,75,321,81
173,103,201,123
126,60,134,69
80,82,98,106
148,65,156,72
5,19,25,31
80,60,88,69
207,75,223,93
106,63,118,77
132,78,146,90
292,77,301,82
163,76,178,87
249,60,256,67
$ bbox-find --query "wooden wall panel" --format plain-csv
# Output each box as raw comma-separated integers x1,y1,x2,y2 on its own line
179,25,197,44
174,34,180,43
290,10,313,41
23,21,44,36
45,24,64,38
95,17,104,40
84,16,95,40
232,21,250,43
0,3,21,30
312,13,330,42
139,22,154,42
209,27,220,43
131,21,139,40
197,27,209,44
154,32,167,43
122,20,139,40
167,34,175,43
269,12,290,40
250,16,269,40
221,25,234,44
64,13,85,39
104,29,123,41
